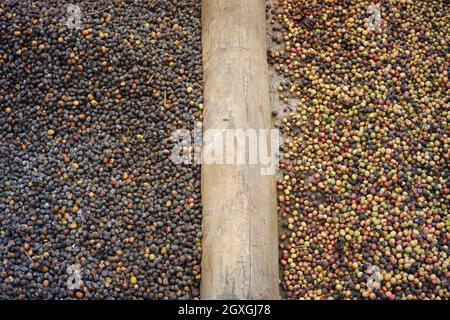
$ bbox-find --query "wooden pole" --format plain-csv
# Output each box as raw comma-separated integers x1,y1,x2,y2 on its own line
201,0,279,299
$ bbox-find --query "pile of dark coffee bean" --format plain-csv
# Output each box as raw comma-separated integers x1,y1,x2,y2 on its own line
0,0,203,299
